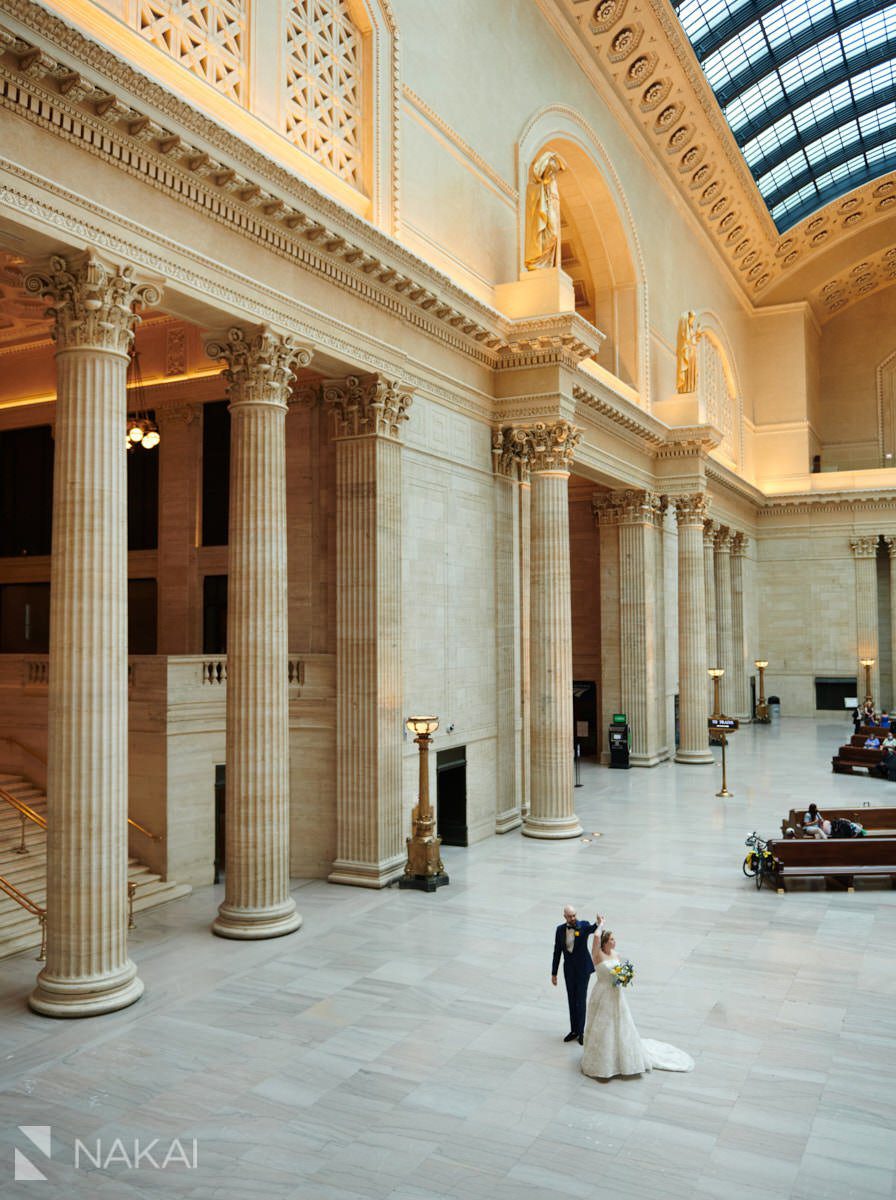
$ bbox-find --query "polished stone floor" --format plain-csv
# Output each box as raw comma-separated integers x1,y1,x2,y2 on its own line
1,717,895,1199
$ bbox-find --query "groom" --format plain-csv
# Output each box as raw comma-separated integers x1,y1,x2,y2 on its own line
551,905,600,1044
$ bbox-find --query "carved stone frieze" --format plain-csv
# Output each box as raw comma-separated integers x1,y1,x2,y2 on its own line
24,250,161,355
156,401,200,426
165,323,188,375
322,373,413,440
206,326,313,407
850,535,880,559
673,493,710,526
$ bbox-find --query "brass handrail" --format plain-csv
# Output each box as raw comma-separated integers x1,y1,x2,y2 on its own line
127,817,161,843
0,787,159,844
0,874,46,959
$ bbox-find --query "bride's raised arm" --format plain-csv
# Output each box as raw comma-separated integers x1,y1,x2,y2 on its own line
591,917,607,966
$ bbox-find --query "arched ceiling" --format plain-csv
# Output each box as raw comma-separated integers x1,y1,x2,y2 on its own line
671,0,896,232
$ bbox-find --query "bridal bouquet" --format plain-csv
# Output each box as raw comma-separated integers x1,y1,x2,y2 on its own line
611,959,635,988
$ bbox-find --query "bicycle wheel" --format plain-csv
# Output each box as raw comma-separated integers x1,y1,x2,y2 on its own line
743,853,757,877
756,858,765,889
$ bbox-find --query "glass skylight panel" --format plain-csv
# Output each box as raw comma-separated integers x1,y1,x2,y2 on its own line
672,0,896,230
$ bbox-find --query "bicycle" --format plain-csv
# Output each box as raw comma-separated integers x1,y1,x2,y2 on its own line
743,832,776,890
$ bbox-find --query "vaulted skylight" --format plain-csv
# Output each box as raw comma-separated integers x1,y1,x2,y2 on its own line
672,0,896,231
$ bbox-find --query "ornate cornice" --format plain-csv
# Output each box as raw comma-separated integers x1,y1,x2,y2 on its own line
554,0,896,305
572,382,664,446
812,246,896,324
206,326,313,409
25,249,160,354
654,424,722,460
0,9,608,375
322,373,413,440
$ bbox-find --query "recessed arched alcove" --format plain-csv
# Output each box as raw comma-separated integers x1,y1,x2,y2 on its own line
517,108,648,399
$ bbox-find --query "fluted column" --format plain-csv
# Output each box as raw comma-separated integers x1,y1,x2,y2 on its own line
730,532,750,721
618,491,666,765
519,474,532,817
703,520,718,706
26,252,160,1017
207,327,310,937
674,495,713,764
509,422,582,839
492,431,523,833
714,526,735,715
885,536,896,709
325,375,412,885
851,535,880,705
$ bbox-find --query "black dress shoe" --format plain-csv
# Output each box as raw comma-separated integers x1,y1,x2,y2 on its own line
577,1035,583,1045
563,1031,577,1042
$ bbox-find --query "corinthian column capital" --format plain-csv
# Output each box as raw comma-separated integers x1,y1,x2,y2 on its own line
703,519,717,548
714,525,734,553
322,373,413,439
592,489,666,526
509,420,580,474
206,326,313,408
731,531,749,556
884,535,896,557
25,250,162,355
850,535,880,559
673,492,710,526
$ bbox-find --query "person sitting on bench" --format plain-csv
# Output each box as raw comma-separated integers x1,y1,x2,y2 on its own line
882,732,896,750
881,712,891,729
865,733,881,748
803,804,831,839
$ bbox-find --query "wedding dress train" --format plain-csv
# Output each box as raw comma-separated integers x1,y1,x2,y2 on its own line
580,958,694,1080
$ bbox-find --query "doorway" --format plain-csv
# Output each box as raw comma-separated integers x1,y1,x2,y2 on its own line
573,680,598,756
213,764,226,883
437,746,467,847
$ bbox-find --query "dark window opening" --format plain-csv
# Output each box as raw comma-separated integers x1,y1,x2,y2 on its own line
0,426,54,557
128,578,158,654
202,400,230,547
0,582,50,652
127,415,159,550
203,574,228,654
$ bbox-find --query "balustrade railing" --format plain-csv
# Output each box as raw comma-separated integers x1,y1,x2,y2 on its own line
0,875,46,959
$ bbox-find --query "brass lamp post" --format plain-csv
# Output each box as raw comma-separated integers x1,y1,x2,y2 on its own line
707,667,733,798
708,667,724,719
860,658,875,708
399,716,449,892
754,660,770,723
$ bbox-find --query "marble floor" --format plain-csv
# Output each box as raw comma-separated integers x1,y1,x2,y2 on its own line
1,717,895,1200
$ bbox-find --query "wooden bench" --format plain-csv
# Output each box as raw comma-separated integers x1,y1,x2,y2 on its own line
781,807,896,838
768,836,896,891
849,733,896,747
832,744,885,775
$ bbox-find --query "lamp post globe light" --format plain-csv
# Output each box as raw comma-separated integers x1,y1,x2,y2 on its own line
399,716,449,892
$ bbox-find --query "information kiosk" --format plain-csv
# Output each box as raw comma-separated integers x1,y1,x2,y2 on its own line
608,713,630,769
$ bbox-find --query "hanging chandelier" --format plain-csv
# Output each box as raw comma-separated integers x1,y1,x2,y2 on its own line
126,346,160,451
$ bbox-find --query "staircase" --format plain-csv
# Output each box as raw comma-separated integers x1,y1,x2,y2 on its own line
0,772,191,960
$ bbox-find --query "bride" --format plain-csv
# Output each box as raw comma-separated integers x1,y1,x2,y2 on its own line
581,927,694,1080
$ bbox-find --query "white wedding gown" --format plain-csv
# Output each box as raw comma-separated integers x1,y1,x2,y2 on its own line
581,958,695,1080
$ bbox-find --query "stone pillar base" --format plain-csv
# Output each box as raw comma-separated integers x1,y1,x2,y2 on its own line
328,855,405,889
212,899,302,940
29,961,143,1019
630,750,670,768
496,808,523,834
674,748,714,765
523,813,582,839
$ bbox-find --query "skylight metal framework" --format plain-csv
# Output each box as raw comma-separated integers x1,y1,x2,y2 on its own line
672,0,896,231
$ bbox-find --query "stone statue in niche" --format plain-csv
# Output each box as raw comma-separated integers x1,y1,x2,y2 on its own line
676,310,700,393
524,151,567,271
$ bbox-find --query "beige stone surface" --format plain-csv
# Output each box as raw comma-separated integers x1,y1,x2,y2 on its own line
674,495,712,764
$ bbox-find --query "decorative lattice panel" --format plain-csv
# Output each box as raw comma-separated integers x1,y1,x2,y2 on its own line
137,1,247,103
699,337,738,465
285,0,363,188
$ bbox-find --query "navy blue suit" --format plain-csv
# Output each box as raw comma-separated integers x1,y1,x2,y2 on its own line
552,919,598,1038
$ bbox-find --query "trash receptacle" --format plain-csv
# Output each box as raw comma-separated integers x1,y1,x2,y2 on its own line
768,694,781,719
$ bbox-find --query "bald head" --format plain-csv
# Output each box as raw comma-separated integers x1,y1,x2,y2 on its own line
563,905,577,926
